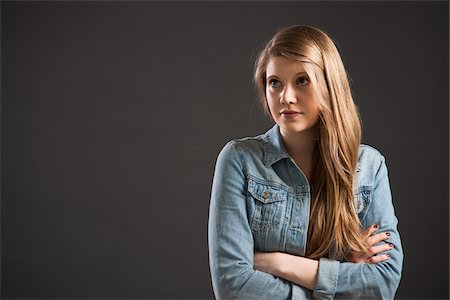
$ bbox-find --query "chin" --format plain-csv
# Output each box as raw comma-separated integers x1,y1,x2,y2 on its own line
279,122,318,135
281,124,310,133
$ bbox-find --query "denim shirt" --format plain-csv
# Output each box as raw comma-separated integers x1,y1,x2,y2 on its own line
208,125,403,300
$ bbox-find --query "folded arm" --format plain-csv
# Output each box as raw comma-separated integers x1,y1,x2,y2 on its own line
254,224,396,297
315,156,403,299
208,142,312,299
255,156,403,300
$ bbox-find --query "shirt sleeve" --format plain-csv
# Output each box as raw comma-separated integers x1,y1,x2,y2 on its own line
313,155,403,300
208,141,313,300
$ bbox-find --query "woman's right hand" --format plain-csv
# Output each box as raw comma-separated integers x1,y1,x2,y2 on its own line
347,224,394,264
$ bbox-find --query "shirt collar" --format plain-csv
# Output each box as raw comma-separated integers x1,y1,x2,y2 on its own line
263,124,362,172
263,124,291,167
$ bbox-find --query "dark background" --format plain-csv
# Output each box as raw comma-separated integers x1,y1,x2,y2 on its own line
1,1,448,299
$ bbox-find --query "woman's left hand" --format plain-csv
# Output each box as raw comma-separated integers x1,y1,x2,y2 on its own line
348,224,393,264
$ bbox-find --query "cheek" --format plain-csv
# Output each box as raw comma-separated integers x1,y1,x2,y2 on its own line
304,93,321,112
310,106,322,123
266,104,280,123
265,93,279,112
308,103,320,115
302,97,321,122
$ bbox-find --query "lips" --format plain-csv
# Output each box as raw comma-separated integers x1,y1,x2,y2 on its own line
281,110,300,115
280,110,302,118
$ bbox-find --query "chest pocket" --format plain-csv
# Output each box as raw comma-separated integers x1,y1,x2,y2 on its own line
354,185,373,221
247,179,287,231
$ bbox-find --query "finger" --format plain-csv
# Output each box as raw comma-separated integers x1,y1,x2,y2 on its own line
367,254,391,264
363,224,380,238
367,232,391,246
368,243,394,256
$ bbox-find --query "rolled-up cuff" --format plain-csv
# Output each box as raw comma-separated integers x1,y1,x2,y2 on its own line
313,257,339,299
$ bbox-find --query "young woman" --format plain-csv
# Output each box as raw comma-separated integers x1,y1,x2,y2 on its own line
208,25,403,299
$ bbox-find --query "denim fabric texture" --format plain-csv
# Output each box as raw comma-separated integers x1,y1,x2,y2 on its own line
208,125,403,299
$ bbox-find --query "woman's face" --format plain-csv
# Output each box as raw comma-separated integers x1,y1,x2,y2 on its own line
265,56,321,138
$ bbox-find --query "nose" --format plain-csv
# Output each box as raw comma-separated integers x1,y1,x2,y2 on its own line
280,84,297,104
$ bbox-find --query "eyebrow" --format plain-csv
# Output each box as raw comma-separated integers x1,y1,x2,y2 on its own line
266,72,309,78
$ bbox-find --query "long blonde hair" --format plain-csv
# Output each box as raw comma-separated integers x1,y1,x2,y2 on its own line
254,25,367,260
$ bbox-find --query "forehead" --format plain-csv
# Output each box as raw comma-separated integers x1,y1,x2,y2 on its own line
266,56,307,77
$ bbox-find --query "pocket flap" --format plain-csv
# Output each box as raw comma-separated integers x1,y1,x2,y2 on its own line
248,180,287,204
353,186,372,213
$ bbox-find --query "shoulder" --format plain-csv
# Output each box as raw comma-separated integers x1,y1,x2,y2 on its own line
357,144,388,183
358,144,386,167
217,133,266,162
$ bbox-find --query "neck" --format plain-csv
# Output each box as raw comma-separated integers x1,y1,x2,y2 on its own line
280,127,318,158
279,126,319,181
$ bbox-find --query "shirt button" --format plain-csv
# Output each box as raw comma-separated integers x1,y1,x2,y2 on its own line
263,191,270,199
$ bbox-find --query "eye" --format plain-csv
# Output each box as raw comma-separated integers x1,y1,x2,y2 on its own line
268,79,281,88
297,76,310,86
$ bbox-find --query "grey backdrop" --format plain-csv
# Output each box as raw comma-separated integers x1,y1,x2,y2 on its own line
1,1,448,299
